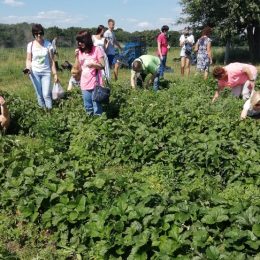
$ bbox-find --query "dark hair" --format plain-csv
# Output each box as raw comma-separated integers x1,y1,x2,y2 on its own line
32,23,44,37
76,30,93,53
96,25,105,35
212,66,225,79
161,25,169,32
108,18,115,24
132,60,142,72
201,26,212,37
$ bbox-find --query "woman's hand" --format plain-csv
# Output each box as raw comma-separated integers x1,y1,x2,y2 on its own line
75,48,80,57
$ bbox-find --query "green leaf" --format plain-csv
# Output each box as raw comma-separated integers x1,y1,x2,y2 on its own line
253,224,260,237
93,178,106,189
76,195,86,212
206,246,220,260
68,211,79,222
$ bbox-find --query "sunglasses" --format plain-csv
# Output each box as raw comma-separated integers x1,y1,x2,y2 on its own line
34,31,44,36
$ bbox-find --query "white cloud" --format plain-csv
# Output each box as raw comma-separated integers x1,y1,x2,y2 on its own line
137,22,152,28
158,17,176,26
2,0,24,7
0,10,87,28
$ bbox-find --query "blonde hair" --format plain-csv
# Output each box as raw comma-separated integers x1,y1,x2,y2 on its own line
251,91,260,108
71,66,81,77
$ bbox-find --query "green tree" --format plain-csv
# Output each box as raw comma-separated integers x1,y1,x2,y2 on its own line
179,0,260,62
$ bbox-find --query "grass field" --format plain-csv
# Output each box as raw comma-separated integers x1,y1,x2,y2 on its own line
0,47,260,259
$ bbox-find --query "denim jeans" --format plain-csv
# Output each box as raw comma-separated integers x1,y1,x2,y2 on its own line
82,89,102,115
30,71,52,109
159,55,167,78
153,68,160,92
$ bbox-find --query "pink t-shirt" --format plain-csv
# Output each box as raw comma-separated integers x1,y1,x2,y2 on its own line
218,63,257,88
78,46,103,90
157,33,168,56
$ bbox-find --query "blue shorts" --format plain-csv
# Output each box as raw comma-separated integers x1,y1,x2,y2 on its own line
107,55,117,67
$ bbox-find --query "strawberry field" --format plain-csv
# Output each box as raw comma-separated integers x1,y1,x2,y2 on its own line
0,48,260,259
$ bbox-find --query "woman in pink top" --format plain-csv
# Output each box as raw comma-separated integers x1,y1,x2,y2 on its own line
75,30,105,115
212,63,258,103
157,25,170,78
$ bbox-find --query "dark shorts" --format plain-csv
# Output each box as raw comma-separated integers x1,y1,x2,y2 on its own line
107,55,117,67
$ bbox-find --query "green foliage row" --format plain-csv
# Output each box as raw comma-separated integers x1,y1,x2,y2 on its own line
0,77,260,259
0,22,181,49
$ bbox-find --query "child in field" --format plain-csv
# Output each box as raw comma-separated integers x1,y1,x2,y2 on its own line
0,96,10,133
67,66,81,91
240,90,260,119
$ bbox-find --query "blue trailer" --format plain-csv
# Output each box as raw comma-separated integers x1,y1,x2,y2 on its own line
116,36,147,68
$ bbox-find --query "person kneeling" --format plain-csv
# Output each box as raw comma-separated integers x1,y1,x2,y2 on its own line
131,55,160,91
0,96,10,134
240,90,260,119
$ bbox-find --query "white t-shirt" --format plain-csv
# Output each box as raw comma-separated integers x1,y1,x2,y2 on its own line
104,29,116,55
27,40,53,73
68,76,80,88
92,35,105,50
179,34,195,57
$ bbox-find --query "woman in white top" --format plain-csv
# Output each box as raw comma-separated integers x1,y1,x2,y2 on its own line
25,24,59,109
179,27,195,76
92,25,110,80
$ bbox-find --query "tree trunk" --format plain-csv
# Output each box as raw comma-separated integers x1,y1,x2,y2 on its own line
224,38,231,64
254,25,260,61
247,24,260,63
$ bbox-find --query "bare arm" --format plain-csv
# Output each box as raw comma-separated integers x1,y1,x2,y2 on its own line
130,70,137,89
207,42,212,64
194,41,198,52
157,41,162,60
26,52,32,70
114,39,122,51
49,49,58,83
242,66,256,89
212,85,222,103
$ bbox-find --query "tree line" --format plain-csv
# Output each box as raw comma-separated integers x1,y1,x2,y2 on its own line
0,22,246,50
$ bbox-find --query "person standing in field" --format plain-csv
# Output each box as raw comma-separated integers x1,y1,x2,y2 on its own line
212,62,258,102
75,30,105,115
157,25,170,79
0,96,10,133
104,19,122,81
179,27,195,76
25,23,59,110
194,26,213,80
92,25,110,80
130,54,161,91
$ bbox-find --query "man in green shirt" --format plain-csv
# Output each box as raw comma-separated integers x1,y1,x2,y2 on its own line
130,55,160,91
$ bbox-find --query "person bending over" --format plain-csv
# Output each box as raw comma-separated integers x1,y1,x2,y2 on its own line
212,62,258,103
240,90,260,119
131,55,160,91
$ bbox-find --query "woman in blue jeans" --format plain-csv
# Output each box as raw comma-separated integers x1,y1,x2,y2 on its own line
75,30,105,115
25,23,58,109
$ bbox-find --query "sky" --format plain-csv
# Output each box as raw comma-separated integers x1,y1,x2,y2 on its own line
0,0,185,32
